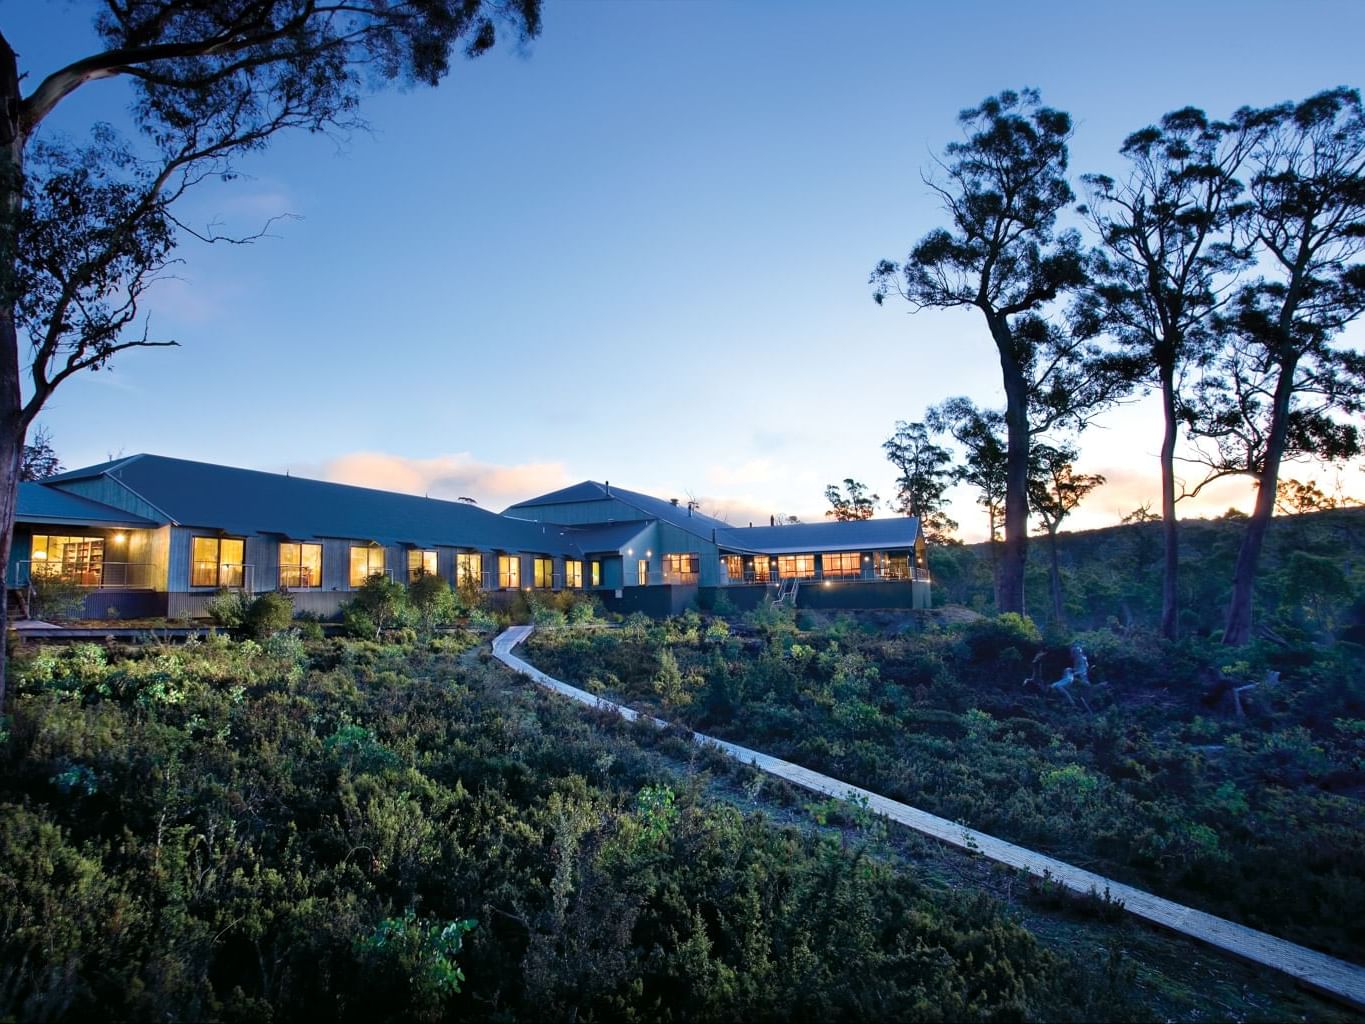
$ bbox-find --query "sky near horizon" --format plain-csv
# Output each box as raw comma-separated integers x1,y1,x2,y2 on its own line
5,0,1364,538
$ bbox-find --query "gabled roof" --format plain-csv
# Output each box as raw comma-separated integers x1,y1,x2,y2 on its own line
715,517,920,555
44,454,575,552
16,482,161,529
506,480,732,538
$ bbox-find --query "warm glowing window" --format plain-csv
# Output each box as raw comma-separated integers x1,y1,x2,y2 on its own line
875,552,910,579
591,560,601,587
192,536,245,588
456,552,482,587
30,535,104,585
533,557,554,589
777,554,816,579
407,549,437,582
637,559,649,586
663,553,699,580
280,542,322,588
751,557,771,583
498,555,520,589
565,560,583,589
350,546,387,587
724,555,743,580
822,552,861,579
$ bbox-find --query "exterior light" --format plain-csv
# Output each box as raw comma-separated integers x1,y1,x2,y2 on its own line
113,532,126,543
645,550,652,557
627,548,633,555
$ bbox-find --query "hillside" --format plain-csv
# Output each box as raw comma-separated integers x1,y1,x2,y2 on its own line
927,506,1365,638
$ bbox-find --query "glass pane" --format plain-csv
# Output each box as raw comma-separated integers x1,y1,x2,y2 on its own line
350,547,370,587
191,537,219,586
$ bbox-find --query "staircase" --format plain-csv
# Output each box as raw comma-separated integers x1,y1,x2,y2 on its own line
773,577,801,607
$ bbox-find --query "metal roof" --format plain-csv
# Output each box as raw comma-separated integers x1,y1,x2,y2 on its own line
507,480,733,538
715,516,920,555
16,482,161,529
43,454,581,553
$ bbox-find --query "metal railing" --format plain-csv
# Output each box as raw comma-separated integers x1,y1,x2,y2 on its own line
13,560,158,589
190,562,255,591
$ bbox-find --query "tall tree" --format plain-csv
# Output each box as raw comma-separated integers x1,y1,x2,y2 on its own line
823,479,879,521
1027,443,1105,625
928,399,1007,604
872,89,1132,616
1079,105,1270,639
19,424,61,481
882,420,958,543
0,1,542,705
1185,88,1365,645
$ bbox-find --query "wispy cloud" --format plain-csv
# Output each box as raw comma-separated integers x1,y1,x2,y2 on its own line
306,451,572,509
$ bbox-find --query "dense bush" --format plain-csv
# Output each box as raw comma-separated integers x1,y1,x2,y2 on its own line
0,636,1150,1022
525,615,1365,959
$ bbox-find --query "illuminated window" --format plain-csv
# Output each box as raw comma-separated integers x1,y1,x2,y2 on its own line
637,559,649,586
533,556,554,589
591,560,601,587
407,549,437,582
498,555,520,589
565,560,583,589
875,552,910,579
456,552,482,588
751,556,771,583
30,535,104,586
280,542,322,588
822,552,861,579
350,546,387,587
777,554,815,579
663,553,699,581
192,536,245,588
724,554,743,581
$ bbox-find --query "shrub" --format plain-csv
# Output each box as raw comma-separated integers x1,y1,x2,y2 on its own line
342,575,411,639
242,591,294,640
27,574,88,621
408,574,457,635
205,589,251,631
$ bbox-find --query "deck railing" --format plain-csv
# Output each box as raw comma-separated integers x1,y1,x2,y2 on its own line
13,560,158,589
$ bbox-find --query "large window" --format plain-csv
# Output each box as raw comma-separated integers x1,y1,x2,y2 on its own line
280,542,322,588
408,549,437,582
192,536,245,588
350,546,387,587
723,554,744,581
751,556,771,583
498,555,520,589
591,560,601,587
777,554,815,580
875,552,910,579
30,535,104,586
637,559,649,586
565,560,583,589
456,552,482,588
663,553,699,582
822,551,862,579
533,556,555,589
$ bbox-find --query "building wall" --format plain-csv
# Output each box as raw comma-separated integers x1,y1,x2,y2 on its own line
48,477,168,522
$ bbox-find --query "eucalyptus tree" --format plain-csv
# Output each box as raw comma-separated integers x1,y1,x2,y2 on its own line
0,0,542,705
882,419,958,542
823,479,879,521
872,89,1133,616
1184,88,1365,645
1079,105,1271,639
1027,442,1104,625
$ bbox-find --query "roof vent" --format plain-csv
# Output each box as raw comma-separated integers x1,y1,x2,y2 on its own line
604,480,610,496
671,498,679,507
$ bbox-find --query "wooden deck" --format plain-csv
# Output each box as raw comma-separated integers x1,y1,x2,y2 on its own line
492,625,1365,1010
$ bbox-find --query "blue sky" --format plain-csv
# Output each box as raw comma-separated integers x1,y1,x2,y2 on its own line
7,0,1364,535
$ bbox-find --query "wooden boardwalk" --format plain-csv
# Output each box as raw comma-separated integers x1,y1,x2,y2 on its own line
492,625,1365,1010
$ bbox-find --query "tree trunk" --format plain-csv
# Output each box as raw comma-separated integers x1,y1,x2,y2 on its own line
0,32,24,709
1047,526,1063,625
998,346,1030,617
1158,365,1180,640
1223,354,1298,645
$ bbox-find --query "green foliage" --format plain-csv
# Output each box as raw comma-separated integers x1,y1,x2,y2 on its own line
407,575,457,636
342,575,412,639
355,909,476,1017
27,574,88,620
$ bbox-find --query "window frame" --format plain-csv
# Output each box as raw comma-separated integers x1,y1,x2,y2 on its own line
349,545,387,588
564,559,583,589
407,548,438,582
456,552,482,589
191,535,245,589
533,556,555,589
498,554,521,589
279,541,323,588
